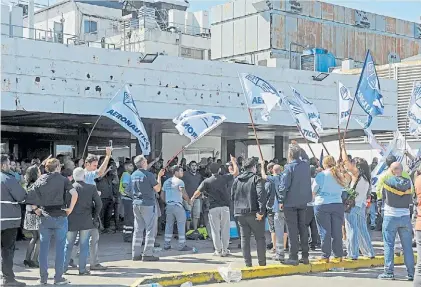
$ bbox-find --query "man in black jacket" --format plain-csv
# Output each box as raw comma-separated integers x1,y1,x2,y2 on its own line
231,158,267,267
1,154,27,287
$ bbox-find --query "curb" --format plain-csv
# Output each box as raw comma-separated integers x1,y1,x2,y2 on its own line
131,255,413,287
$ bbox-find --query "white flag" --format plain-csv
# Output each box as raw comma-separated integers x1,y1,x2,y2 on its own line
408,81,421,137
338,82,353,125
239,73,281,121
285,97,319,143
173,110,226,146
104,85,151,155
355,118,385,156
290,86,323,133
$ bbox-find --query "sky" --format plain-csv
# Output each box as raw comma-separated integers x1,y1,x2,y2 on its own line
12,0,421,23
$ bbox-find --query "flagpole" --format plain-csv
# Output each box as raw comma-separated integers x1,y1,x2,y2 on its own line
404,81,416,153
81,84,126,159
337,82,342,160
297,126,316,158
238,72,264,162
310,125,330,155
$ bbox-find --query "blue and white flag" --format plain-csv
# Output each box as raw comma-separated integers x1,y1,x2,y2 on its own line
285,97,319,143
355,50,384,128
104,85,151,155
239,73,282,121
338,82,353,125
290,86,323,133
408,81,421,138
355,117,385,156
173,110,226,146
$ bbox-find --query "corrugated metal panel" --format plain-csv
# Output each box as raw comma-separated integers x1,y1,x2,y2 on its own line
385,36,397,57
233,18,246,55
333,25,346,58
270,0,284,11
221,22,234,58
211,5,222,24
271,14,285,50
233,0,246,19
405,21,415,38
375,34,385,64
300,0,311,17
210,24,222,59
222,2,234,22
347,27,355,59
415,23,421,39
258,12,271,50
344,7,355,25
375,14,386,32
245,0,258,16
322,23,333,52
309,0,321,19
355,31,366,62
298,18,321,48
385,16,396,33
321,2,334,20
333,4,345,23
396,19,405,36
285,15,298,48
366,32,376,56
365,12,376,30
245,15,258,53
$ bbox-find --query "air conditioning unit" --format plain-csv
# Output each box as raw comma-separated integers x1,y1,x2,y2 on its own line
287,0,302,14
355,10,370,28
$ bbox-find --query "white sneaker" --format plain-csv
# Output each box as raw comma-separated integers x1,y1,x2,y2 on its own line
213,251,222,256
221,249,231,257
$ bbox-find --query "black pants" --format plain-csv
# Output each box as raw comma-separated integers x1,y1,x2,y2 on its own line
236,214,266,267
305,206,320,247
100,198,114,230
284,207,309,260
1,228,18,281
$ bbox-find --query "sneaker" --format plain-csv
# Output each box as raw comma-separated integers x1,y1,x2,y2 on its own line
143,256,160,262
37,280,48,285
68,259,77,268
221,250,231,257
266,243,273,250
283,259,299,266
164,245,171,250
154,242,161,248
178,245,193,252
310,245,317,251
132,256,143,261
213,251,222,256
54,278,70,285
407,275,414,281
378,273,395,280
90,264,107,271
300,258,310,265
3,279,27,286
79,270,91,276
272,254,285,262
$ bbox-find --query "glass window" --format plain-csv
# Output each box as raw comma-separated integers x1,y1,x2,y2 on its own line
84,20,98,34
56,145,75,158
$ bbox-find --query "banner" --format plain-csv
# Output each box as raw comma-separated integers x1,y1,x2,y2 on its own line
355,117,385,156
408,81,421,137
238,73,282,121
290,86,323,133
104,85,151,155
338,82,353,125
173,110,226,145
285,97,319,143
355,50,384,128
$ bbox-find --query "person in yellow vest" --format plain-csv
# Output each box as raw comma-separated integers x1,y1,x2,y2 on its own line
120,160,134,242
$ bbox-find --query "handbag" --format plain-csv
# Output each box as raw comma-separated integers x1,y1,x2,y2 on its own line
343,174,361,213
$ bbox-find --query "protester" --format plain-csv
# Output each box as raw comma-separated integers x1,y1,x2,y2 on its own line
162,165,193,251
378,162,414,281
128,155,164,261
341,142,375,260
64,167,102,276
263,163,277,253
261,163,285,262
23,165,42,268
277,142,312,265
26,158,78,285
306,165,320,251
83,148,112,271
312,155,350,263
182,161,204,231
414,165,421,286
119,160,135,242
191,155,239,257
1,154,27,287
231,158,267,267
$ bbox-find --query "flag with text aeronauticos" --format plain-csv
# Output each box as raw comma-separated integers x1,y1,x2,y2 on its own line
408,81,421,138
173,110,226,146
104,85,151,155
355,50,384,128
239,73,282,121
284,97,319,143
290,86,323,133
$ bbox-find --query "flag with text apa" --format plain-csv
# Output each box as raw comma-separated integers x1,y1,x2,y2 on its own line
354,50,384,128
173,109,226,146
104,85,151,155
338,82,353,125
284,97,319,143
290,86,323,133
239,73,282,121
408,81,421,138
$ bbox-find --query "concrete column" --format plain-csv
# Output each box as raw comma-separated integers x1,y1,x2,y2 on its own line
274,136,284,161
76,128,89,158
226,140,235,162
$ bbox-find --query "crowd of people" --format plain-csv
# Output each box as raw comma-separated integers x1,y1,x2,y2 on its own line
1,140,421,286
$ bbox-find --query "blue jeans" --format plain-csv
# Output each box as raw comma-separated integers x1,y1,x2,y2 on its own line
382,215,414,276
369,203,376,227
39,216,68,282
64,229,91,273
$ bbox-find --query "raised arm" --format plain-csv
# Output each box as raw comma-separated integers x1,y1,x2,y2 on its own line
153,169,165,192
97,147,112,177
230,155,239,177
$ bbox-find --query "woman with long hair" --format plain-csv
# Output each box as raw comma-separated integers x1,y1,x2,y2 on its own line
312,155,350,262
341,142,375,259
23,164,42,268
